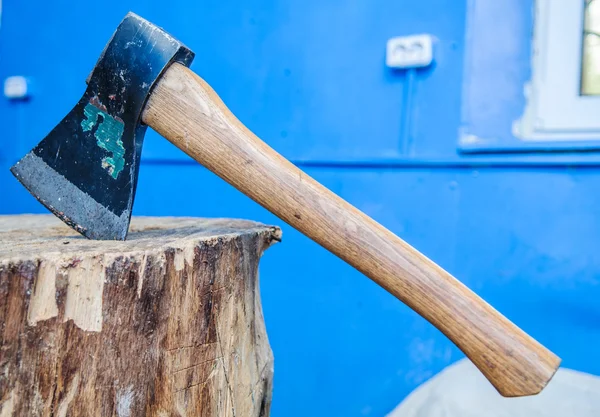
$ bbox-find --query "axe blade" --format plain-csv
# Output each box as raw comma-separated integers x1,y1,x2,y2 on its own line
10,12,194,240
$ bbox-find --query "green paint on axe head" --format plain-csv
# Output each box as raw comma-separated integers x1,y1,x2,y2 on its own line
81,100,126,179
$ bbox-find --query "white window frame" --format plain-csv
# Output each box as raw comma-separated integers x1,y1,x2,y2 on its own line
514,0,600,141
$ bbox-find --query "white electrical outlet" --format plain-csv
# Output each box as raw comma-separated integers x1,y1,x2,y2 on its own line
4,76,29,99
386,34,433,69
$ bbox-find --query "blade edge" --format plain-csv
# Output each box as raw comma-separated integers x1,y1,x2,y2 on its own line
10,153,129,240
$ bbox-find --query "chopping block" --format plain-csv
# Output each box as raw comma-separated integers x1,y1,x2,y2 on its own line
0,214,280,417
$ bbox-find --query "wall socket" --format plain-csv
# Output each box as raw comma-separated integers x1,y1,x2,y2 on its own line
386,34,433,69
4,76,30,100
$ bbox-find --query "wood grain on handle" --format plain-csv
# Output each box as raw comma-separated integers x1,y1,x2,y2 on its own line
142,63,560,397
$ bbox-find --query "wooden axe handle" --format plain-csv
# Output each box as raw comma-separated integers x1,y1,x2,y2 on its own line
142,63,560,397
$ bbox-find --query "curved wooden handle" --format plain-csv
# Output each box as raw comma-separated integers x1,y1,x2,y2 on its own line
142,63,560,397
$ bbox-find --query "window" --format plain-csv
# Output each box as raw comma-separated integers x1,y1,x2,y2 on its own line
460,0,600,152
582,0,600,95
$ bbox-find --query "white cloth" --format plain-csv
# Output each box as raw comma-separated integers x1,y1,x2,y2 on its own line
386,359,600,417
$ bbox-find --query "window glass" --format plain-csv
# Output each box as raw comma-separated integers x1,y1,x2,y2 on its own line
582,0,600,95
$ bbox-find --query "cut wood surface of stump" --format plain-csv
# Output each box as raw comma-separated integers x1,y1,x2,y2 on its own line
0,214,281,417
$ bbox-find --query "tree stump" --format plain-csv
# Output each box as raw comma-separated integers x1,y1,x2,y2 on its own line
0,215,281,417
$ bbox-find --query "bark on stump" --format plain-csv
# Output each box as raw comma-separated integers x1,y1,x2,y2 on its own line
0,215,280,417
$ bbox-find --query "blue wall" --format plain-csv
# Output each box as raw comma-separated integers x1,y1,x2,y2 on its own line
2,1,600,416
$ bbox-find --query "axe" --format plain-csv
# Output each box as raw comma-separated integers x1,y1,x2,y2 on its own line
10,12,559,396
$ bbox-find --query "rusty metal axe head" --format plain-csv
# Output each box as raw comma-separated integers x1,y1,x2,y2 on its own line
11,13,195,240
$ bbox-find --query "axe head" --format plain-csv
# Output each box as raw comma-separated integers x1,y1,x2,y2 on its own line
11,12,194,240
